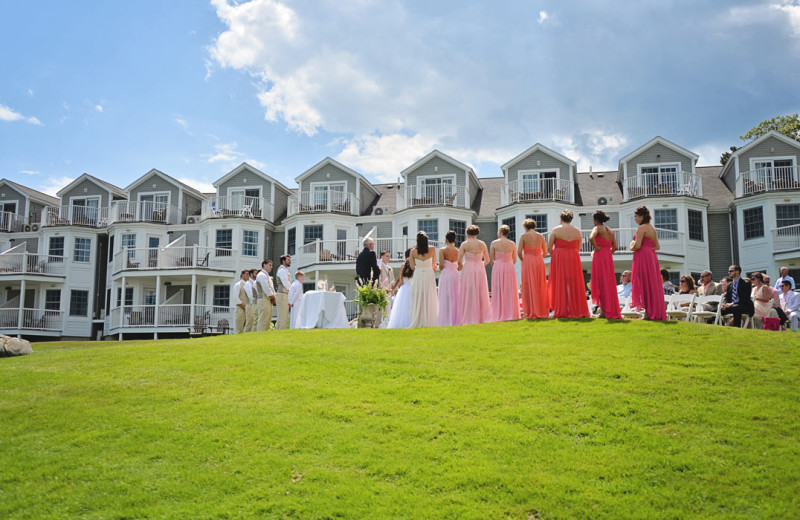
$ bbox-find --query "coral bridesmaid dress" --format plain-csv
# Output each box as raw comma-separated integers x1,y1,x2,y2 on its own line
459,252,492,325
590,235,622,319
521,243,549,318
630,235,667,321
437,259,460,326
491,251,520,321
409,257,438,327
548,239,590,318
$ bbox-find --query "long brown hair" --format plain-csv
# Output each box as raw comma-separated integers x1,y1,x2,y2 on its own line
402,259,414,278
416,230,429,255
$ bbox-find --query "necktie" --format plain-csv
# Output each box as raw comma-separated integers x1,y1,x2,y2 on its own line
732,279,738,302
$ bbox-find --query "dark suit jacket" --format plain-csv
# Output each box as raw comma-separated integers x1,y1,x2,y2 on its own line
356,248,380,284
724,277,754,314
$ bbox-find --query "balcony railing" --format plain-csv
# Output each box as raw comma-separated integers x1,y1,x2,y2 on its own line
736,165,800,197
503,178,575,205
773,223,800,253
111,201,180,225
113,246,236,273
0,308,63,332
0,212,28,232
108,304,232,332
296,237,444,268
540,227,685,257
201,196,274,221
622,172,703,202
43,205,110,227
288,190,359,216
0,252,67,276
397,184,469,210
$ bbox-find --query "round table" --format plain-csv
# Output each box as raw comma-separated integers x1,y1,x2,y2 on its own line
295,291,349,329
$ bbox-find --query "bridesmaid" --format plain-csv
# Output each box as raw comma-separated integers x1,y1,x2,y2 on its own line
547,210,590,318
458,225,492,324
589,210,622,319
518,218,549,318
490,225,520,321
630,205,667,320
437,230,461,326
409,231,438,327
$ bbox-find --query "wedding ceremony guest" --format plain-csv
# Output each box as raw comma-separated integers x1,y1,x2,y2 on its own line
617,270,632,300
409,232,438,328
721,265,754,327
774,266,795,290
490,224,520,322
233,269,249,333
256,259,276,331
458,225,492,324
437,230,461,326
662,269,675,295
678,275,696,295
719,276,733,295
356,237,380,285
388,250,414,329
379,250,395,289
275,254,292,330
763,275,789,326
518,218,549,319
288,271,305,329
589,210,621,319
243,268,256,332
780,280,800,332
696,270,723,315
547,209,590,318
630,205,667,320
751,272,773,328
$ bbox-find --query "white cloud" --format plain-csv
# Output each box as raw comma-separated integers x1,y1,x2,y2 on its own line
19,170,39,176
336,133,440,182
0,103,42,125
175,118,188,128
692,141,729,167
205,142,244,163
39,176,75,197
244,158,267,169
177,177,215,193
552,130,628,172
27,89,33,97
772,0,800,36
538,11,549,24
95,104,104,112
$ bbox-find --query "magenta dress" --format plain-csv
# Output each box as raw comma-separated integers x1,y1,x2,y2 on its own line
459,251,492,325
548,239,590,318
491,251,521,321
590,235,622,319
631,235,667,321
437,259,460,326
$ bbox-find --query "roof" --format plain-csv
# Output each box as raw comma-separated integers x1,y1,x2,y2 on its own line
473,177,503,218
295,157,379,196
719,130,800,178
573,170,624,206
125,169,205,199
0,179,59,205
695,165,732,208
400,149,483,190
56,173,126,199
501,143,577,171
213,162,292,194
363,183,400,217
618,136,699,181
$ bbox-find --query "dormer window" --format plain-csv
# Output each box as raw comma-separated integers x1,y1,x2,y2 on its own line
71,196,101,225
311,182,345,208
639,164,679,193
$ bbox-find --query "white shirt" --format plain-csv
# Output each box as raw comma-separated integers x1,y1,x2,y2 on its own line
277,265,291,292
243,279,255,303
233,280,247,306
288,280,304,306
256,269,274,298
782,290,800,313
775,275,796,290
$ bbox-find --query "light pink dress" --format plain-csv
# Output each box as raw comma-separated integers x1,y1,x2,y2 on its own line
459,251,492,325
437,259,460,326
491,251,520,321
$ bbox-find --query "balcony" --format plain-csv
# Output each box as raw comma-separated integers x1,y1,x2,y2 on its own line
539,227,685,258
288,190,359,216
0,308,63,336
773,223,800,253
201,196,274,221
0,212,28,232
296,237,443,268
110,201,180,225
397,184,469,210
0,252,67,277
502,178,575,205
113,245,236,274
622,172,703,202
107,304,232,333
43,205,110,227
735,166,800,197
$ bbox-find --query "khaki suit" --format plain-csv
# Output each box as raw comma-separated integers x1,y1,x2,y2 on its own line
233,281,248,333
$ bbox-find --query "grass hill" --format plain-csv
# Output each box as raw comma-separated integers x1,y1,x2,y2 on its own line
1,320,798,519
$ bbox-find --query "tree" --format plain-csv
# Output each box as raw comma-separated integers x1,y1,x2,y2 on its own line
720,113,800,165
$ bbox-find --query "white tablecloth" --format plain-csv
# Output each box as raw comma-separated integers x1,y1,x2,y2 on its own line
295,291,349,329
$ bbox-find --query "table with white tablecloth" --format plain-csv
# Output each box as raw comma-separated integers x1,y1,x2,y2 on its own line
294,290,350,329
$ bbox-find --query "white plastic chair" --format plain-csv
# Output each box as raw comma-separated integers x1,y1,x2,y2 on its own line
692,295,723,325
210,201,222,218
620,296,644,319
667,293,696,321
240,204,253,218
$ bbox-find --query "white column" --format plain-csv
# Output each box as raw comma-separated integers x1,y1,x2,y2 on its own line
17,278,26,338
190,273,197,326
119,276,126,341
155,274,161,328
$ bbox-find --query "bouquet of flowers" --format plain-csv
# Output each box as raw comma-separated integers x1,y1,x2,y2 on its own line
354,278,390,311
316,279,328,291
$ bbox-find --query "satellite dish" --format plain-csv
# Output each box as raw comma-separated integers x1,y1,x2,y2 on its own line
375,208,384,215
598,197,608,206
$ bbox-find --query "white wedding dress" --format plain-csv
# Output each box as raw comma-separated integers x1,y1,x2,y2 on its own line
388,277,413,329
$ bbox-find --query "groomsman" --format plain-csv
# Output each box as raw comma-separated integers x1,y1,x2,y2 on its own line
256,259,276,331
233,270,249,333
243,269,256,333
275,254,292,329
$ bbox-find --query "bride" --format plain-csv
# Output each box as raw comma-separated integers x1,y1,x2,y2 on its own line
387,250,414,329
409,231,438,327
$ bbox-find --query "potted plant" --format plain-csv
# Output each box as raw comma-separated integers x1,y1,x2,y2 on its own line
354,278,389,328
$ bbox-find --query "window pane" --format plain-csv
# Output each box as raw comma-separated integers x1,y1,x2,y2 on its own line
213,285,230,308
688,210,704,241
304,225,323,244
418,219,438,242
45,290,61,311
743,207,764,240
69,290,89,317
776,204,800,228
74,237,91,262
49,237,64,260
216,229,233,256
449,219,466,246
243,230,259,257
287,227,296,255
502,217,516,242
525,214,548,233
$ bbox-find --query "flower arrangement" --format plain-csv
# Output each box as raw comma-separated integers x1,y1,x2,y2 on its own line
316,279,328,291
354,278,390,311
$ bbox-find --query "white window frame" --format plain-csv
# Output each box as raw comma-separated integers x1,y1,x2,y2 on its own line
749,156,796,185
242,229,259,257
518,168,560,194
416,174,456,187
73,236,92,263
637,162,681,192
227,186,262,212
309,181,347,210
0,199,20,215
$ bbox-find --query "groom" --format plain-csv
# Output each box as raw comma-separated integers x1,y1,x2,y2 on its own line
356,237,380,285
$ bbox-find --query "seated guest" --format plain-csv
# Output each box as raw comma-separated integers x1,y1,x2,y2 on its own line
751,272,774,328
288,271,305,329
780,280,800,332
678,275,696,295
774,266,796,291
763,275,789,326
662,269,675,295
617,270,632,300
719,276,732,295
696,270,723,316
721,265,754,327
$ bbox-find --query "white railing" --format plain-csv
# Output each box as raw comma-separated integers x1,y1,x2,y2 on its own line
110,201,180,224
622,172,703,201
0,308,63,331
296,237,444,267
344,300,358,322
773,223,800,253
43,204,110,227
0,252,67,276
0,212,28,232
113,246,235,273
201,196,274,221
503,178,575,205
541,227,685,257
288,190,359,216
736,165,800,197
191,305,233,333
398,184,469,209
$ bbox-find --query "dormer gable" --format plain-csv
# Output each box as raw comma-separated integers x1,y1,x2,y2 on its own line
617,136,699,182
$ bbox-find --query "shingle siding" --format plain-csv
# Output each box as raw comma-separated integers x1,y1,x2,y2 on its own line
219,168,274,203
360,221,393,240
183,194,203,223
300,164,355,193
405,157,466,188
359,179,377,214
507,150,571,183
707,212,733,278
128,172,180,210
61,179,110,208
625,143,693,177
738,135,800,172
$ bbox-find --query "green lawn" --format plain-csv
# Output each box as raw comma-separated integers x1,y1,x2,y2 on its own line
1,320,798,519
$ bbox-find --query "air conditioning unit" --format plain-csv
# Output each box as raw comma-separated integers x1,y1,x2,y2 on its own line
374,208,384,216
24,224,32,232
187,216,197,224
31,224,40,232
597,197,608,206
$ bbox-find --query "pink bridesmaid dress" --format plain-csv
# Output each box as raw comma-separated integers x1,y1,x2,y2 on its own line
459,252,492,324
590,235,621,319
631,235,667,321
548,239,590,318
491,251,520,321
437,259,460,326
521,243,549,318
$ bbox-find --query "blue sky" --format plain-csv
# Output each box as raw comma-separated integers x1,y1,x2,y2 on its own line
1,0,799,196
